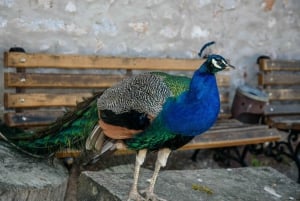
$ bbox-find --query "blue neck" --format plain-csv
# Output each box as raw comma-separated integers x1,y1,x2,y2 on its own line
187,64,216,100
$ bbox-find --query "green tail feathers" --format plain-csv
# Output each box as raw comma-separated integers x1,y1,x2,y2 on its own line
0,93,101,157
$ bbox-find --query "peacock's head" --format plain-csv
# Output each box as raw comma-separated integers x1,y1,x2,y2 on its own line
204,54,235,74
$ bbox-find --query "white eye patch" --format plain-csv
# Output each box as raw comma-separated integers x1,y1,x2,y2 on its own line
212,58,222,69
221,59,227,65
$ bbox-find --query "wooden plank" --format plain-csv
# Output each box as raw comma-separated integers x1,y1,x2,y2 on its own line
4,72,230,88
4,73,126,88
210,119,244,128
181,126,281,150
266,89,300,101
264,104,300,115
4,110,65,127
258,72,300,85
118,119,279,151
207,124,269,134
259,59,300,71
180,135,280,150
4,92,94,108
4,106,231,128
4,52,205,71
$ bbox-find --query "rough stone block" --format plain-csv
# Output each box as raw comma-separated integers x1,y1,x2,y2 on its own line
78,165,300,201
0,142,69,201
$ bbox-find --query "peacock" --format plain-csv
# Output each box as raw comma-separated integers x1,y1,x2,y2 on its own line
85,44,235,201
0,42,234,201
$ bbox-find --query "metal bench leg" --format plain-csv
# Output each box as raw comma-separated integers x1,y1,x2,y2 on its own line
191,149,200,162
264,130,300,183
191,135,300,183
191,146,255,167
212,146,249,167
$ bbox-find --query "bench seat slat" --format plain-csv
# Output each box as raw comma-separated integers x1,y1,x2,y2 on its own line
208,124,269,133
4,72,230,88
181,134,280,150
5,52,205,71
184,121,281,150
117,132,281,154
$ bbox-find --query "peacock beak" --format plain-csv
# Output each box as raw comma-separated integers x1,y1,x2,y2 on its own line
226,63,235,69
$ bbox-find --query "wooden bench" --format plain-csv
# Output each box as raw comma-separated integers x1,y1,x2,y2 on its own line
257,56,300,183
2,48,281,163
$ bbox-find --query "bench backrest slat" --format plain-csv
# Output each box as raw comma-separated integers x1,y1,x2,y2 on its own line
5,72,230,88
264,104,300,115
266,89,300,101
4,92,93,108
4,92,230,108
5,52,204,71
258,72,300,85
4,110,65,127
259,59,300,71
3,106,232,127
5,73,126,88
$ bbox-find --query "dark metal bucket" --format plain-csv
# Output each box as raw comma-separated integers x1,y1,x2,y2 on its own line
231,85,268,123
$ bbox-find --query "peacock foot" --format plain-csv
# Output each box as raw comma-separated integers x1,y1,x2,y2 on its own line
140,189,168,201
127,190,145,201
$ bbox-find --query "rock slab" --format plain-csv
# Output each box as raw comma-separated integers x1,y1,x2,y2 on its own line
78,165,300,201
0,142,69,201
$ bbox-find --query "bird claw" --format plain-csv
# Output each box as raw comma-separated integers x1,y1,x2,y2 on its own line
127,189,167,201
145,194,167,201
127,190,145,201
140,189,168,201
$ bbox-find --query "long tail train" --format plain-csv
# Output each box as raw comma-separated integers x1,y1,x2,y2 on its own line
0,92,103,158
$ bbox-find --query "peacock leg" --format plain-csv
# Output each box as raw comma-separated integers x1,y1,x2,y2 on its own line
143,148,171,201
128,149,147,201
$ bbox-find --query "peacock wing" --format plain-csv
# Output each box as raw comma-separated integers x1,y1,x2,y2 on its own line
97,72,191,140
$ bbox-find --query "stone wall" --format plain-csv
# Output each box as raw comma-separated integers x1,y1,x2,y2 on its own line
0,0,300,116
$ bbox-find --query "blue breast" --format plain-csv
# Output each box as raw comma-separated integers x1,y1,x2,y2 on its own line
161,73,220,136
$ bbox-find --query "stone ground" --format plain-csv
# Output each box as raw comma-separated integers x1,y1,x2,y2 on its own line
83,149,298,182
77,165,299,201
0,142,69,201
65,148,298,201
